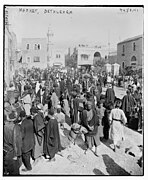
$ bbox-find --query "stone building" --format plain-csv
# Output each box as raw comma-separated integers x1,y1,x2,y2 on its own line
77,45,102,67
5,26,17,87
117,35,143,69
22,38,47,69
22,38,66,68
50,49,66,68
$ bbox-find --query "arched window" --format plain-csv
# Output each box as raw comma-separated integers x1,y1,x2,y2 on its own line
131,56,136,61
131,56,137,66
94,52,101,57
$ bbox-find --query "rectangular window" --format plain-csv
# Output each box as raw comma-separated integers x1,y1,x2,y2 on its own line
56,54,58,58
34,44,38,50
34,56,40,62
122,45,125,56
81,54,88,61
133,42,136,51
123,45,125,53
26,44,29,50
38,44,41,50
26,57,31,63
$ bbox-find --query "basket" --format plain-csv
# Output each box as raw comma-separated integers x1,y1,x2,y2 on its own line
69,129,78,140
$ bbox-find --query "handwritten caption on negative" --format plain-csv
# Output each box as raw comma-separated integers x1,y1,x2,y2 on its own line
19,8,72,15
119,8,139,13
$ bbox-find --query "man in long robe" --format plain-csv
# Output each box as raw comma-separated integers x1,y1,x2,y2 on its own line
31,108,45,160
35,81,40,95
4,111,22,175
21,87,32,116
21,111,35,171
105,84,115,105
36,86,45,104
51,90,59,110
66,78,72,94
43,109,62,160
121,90,137,125
71,92,79,124
80,101,100,157
109,99,127,152
60,78,65,95
54,105,70,148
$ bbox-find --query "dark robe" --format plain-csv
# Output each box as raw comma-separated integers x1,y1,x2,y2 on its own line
102,109,111,139
121,94,136,114
80,109,99,136
121,94,137,125
36,89,41,103
105,87,115,104
42,91,48,106
80,109,100,148
60,80,65,94
34,113,45,146
21,117,35,153
72,98,79,124
48,98,52,110
43,117,62,159
4,122,22,175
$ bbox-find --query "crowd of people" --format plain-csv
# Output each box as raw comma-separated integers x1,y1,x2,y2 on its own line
4,67,143,175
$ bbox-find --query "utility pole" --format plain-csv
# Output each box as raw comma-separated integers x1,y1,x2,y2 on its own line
108,30,110,58
47,25,54,67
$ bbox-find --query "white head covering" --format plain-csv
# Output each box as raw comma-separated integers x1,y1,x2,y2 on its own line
37,103,43,110
57,105,61,109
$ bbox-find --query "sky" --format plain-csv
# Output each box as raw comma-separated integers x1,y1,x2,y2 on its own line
6,6,143,56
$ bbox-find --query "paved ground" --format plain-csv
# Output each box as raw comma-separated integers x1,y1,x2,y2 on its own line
20,87,143,175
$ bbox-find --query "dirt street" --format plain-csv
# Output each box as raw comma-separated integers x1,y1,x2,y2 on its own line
20,87,143,175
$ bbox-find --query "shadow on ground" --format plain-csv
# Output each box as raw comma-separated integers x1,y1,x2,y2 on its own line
102,154,131,175
75,135,87,150
93,168,105,175
100,138,113,150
